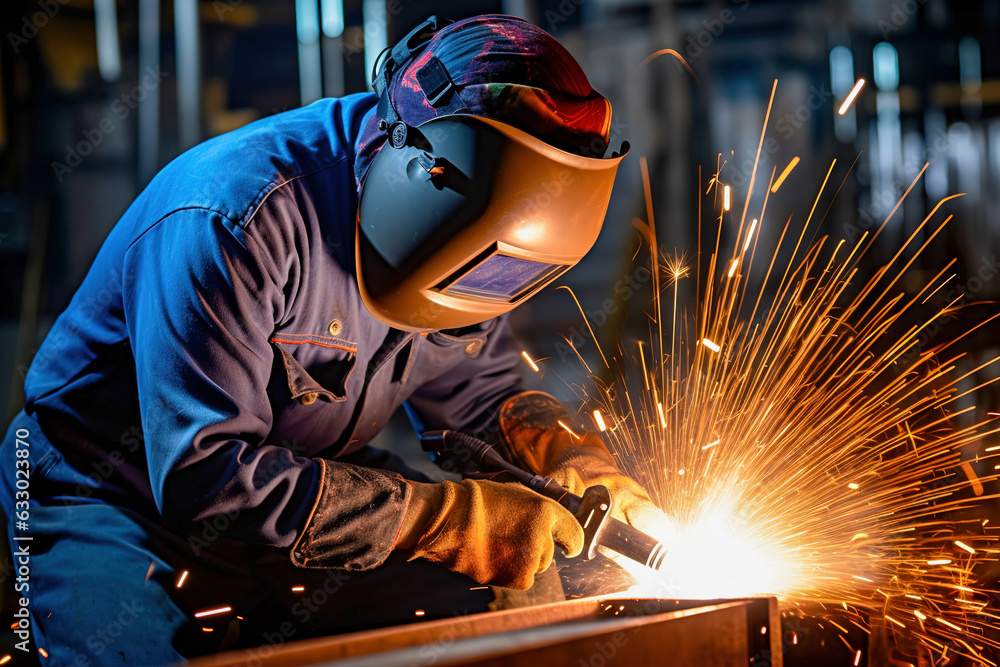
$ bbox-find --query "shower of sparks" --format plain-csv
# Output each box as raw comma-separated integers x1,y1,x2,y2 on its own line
839,78,866,115
565,78,1000,663
771,157,799,193
522,351,540,372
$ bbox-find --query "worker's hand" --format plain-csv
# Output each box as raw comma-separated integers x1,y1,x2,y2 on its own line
394,478,584,590
497,391,669,535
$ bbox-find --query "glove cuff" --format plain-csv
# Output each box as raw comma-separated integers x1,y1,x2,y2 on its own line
290,458,410,570
498,391,619,484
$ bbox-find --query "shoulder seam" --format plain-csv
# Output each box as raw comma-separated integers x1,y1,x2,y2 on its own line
238,156,350,229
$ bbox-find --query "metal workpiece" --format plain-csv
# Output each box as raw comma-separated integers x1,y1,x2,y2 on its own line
190,596,782,667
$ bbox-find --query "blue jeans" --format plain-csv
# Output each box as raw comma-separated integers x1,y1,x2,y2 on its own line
0,411,493,666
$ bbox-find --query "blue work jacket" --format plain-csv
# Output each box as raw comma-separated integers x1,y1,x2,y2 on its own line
22,93,523,570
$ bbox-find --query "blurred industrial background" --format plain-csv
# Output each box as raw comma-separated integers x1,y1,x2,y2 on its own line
1,0,999,664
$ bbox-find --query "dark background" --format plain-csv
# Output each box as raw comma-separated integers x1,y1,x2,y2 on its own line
1,0,999,665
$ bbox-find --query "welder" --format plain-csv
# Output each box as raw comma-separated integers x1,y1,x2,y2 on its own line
0,14,664,665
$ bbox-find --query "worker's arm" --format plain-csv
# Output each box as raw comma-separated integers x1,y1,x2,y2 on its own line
405,314,525,449
124,209,408,570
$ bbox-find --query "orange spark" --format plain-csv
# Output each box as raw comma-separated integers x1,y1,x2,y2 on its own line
770,157,800,193
176,570,188,588
838,79,865,115
593,410,607,432
194,607,231,618
723,185,731,211
700,338,720,353
557,420,581,440
521,351,540,372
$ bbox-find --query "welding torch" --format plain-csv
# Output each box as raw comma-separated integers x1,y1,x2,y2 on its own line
420,430,667,572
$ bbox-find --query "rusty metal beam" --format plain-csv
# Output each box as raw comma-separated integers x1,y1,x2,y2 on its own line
191,596,782,667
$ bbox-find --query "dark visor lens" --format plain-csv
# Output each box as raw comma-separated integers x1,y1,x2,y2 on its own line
446,253,563,302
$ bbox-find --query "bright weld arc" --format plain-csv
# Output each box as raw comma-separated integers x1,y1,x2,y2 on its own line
723,185,731,211
838,78,866,115
291,585,305,592
701,338,721,353
521,350,540,372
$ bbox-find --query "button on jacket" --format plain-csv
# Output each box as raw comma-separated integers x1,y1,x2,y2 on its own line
22,92,523,571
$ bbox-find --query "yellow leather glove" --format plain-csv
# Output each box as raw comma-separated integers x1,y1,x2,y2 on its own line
394,478,584,590
497,391,667,534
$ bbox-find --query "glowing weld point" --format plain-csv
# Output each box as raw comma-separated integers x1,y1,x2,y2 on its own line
723,185,731,211
913,610,927,620
678,469,685,475
521,351,540,372
701,338,720,353
792,634,797,645
742,219,758,251
557,420,581,440
656,402,667,428
291,586,305,592
847,482,859,490
202,628,214,633
194,606,232,618
854,649,862,666
760,626,767,635
838,79,866,115
728,260,739,278
415,610,425,617
0,655,10,664
770,157,799,193
38,649,48,659
927,559,951,566
955,540,976,554
593,410,607,432
176,570,188,588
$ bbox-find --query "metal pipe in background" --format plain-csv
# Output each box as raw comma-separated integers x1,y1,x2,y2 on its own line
296,0,323,106
137,0,160,186
174,0,201,151
321,0,345,98
94,0,121,83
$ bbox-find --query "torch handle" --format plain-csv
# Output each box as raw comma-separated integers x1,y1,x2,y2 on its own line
420,430,667,571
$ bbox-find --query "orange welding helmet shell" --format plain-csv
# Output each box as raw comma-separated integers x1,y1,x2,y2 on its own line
355,15,629,332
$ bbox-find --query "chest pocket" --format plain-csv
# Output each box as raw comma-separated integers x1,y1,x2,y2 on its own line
270,333,358,404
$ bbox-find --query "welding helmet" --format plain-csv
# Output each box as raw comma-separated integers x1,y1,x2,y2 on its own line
355,15,629,332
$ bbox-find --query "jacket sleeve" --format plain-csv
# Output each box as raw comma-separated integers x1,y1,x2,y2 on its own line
123,209,408,569
405,315,525,444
